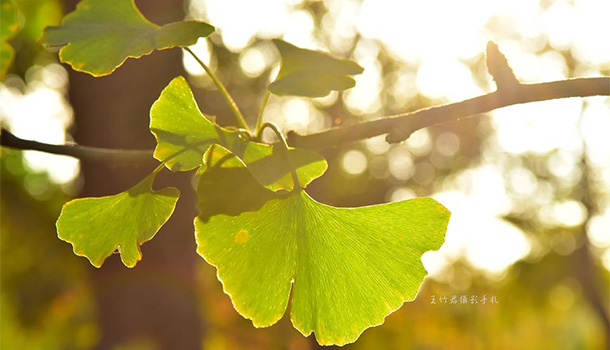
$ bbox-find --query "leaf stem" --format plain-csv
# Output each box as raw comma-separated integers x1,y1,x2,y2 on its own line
258,122,301,192
184,47,250,133
255,91,271,137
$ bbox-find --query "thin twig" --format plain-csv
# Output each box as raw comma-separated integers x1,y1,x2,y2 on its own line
1,77,609,160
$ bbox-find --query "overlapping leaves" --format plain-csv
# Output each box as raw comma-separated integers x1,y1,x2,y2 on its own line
268,39,363,97
56,173,179,268
150,76,327,192
42,0,214,76
44,1,451,344
194,146,451,345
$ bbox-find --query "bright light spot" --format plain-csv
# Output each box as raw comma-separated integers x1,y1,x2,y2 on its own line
183,38,211,77
571,0,610,66
281,98,313,132
464,220,531,274
435,132,460,157
505,49,568,83
507,167,537,196
432,190,530,275
359,0,488,63
548,150,579,179
543,2,575,51
388,146,413,181
323,0,361,52
312,91,338,108
421,251,449,277
553,200,588,227
587,213,610,248
365,135,390,155
281,10,316,48
191,0,314,52
580,100,610,165
492,99,582,155
344,57,381,115
0,69,79,185
239,46,267,78
405,129,432,156
416,59,481,100
388,186,416,202
341,150,367,175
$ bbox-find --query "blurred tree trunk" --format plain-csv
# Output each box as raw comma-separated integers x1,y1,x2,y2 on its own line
64,0,204,349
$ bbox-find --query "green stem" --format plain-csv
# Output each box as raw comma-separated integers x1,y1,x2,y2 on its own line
259,122,301,192
255,91,271,136
184,47,250,133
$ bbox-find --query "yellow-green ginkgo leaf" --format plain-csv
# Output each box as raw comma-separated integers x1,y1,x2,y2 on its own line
150,76,327,192
268,39,363,97
1,0,19,78
56,172,179,268
42,0,214,76
194,156,450,346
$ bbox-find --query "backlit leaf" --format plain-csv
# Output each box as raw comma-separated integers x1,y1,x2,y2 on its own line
194,156,450,345
42,0,214,76
150,76,327,191
268,39,363,97
56,172,179,268
0,0,19,78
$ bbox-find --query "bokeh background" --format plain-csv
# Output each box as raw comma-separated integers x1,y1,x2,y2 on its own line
1,0,609,349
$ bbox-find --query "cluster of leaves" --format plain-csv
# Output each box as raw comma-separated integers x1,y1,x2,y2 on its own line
38,0,450,345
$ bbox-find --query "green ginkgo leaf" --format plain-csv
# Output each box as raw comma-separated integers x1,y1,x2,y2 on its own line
150,76,327,191
268,39,364,97
1,0,19,78
56,172,179,268
194,156,450,346
42,0,214,76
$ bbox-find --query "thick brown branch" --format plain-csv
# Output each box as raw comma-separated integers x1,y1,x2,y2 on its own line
288,77,610,148
1,77,609,160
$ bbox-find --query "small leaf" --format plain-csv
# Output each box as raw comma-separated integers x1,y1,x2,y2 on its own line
268,39,363,97
150,76,327,191
56,173,179,268
42,0,214,76
0,0,19,78
194,158,450,345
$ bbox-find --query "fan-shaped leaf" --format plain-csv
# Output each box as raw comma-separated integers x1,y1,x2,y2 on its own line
42,0,214,76
150,76,327,191
268,39,363,97
194,154,450,345
56,173,179,268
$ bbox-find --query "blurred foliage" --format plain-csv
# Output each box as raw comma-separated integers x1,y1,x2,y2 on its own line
1,0,608,349
1,150,99,349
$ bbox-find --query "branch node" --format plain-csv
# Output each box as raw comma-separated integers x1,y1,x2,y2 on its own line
486,41,520,90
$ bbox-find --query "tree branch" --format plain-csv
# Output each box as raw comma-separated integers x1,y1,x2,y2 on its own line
288,76,610,149
1,77,609,161
0,128,153,163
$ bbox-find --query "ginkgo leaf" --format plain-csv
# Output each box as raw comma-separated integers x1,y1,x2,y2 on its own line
194,157,450,346
42,0,214,76
56,172,179,268
268,39,363,97
1,0,19,78
150,76,327,191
